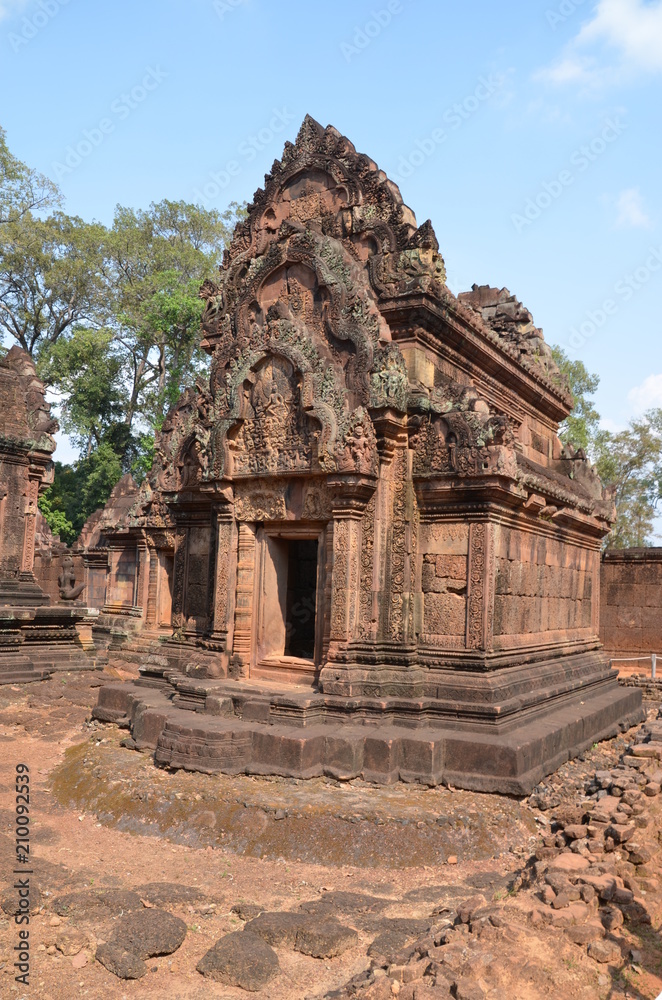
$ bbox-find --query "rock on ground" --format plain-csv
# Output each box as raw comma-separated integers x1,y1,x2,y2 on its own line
95,942,148,980
110,907,187,958
295,917,359,958
196,930,280,990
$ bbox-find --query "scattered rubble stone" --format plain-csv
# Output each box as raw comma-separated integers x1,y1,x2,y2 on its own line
110,908,187,959
95,942,147,980
196,930,280,990
231,901,264,921
135,882,205,907
587,938,623,965
295,917,359,958
323,705,662,998
243,911,307,947
51,888,142,919
55,927,89,957
1,883,41,915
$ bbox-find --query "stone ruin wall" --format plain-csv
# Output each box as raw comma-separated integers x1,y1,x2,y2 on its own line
600,548,662,663
492,527,595,645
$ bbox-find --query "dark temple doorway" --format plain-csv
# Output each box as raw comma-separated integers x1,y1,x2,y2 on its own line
284,539,318,659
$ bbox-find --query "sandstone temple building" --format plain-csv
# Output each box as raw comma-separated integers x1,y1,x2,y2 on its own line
0,347,96,681
87,116,641,791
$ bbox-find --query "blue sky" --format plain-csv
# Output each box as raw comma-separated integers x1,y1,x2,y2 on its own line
1,0,661,466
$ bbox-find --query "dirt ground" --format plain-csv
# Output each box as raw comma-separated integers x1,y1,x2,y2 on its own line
0,668,660,1000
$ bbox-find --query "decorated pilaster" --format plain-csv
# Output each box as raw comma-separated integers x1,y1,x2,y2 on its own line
230,522,256,675
211,504,238,650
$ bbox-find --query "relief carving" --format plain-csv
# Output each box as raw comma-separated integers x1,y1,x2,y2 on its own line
467,522,487,650
229,356,313,476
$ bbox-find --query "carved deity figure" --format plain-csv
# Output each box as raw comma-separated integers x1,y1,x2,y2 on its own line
58,553,86,601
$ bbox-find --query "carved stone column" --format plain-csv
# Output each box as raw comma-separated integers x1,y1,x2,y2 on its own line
231,522,256,675
320,521,334,664
329,516,362,643
144,543,158,628
327,474,377,647
466,521,495,652
135,540,150,618
211,505,238,650
171,527,188,630
20,476,39,578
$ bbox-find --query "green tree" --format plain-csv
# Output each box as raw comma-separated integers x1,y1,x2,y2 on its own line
0,210,106,357
36,327,126,454
551,346,601,451
102,199,243,434
0,125,60,226
38,485,76,545
551,347,661,546
38,443,124,543
1,128,246,535
593,410,662,548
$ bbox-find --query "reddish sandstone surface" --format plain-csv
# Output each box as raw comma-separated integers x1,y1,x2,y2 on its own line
0,669,660,999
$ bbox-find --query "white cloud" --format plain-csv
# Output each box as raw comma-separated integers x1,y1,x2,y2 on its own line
537,0,662,89
600,416,628,432
627,373,662,412
578,0,662,73
0,0,28,21
615,187,653,228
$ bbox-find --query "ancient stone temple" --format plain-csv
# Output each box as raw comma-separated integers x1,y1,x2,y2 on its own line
95,117,642,791
0,346,96,682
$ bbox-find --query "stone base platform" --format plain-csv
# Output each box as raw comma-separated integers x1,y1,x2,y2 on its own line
0,605,101,684
93,663,644,794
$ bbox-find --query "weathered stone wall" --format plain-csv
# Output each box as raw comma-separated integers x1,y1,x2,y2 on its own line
0,347,57,605
493,526,595,647
600,548,662,659
419,523,468,647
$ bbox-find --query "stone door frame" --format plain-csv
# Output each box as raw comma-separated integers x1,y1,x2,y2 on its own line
250,521,327,685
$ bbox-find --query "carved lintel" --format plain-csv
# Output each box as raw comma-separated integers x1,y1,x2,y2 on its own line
328,473,377,516
368,407,408,465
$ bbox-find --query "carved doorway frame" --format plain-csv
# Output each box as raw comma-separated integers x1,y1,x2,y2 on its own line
250,522,327,686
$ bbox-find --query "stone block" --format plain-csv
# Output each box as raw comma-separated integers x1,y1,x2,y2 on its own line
424,592,466,636
435,554,467,581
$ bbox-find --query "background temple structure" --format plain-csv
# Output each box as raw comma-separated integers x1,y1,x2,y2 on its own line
86,116,642,791
0,347,97,682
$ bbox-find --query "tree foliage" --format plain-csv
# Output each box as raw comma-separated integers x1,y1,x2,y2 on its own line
0,213,106,357
593,411,662,548
0,125,60,226
551,346,601,451
101,199,242,433
0,128,245,540
552,346,662,548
